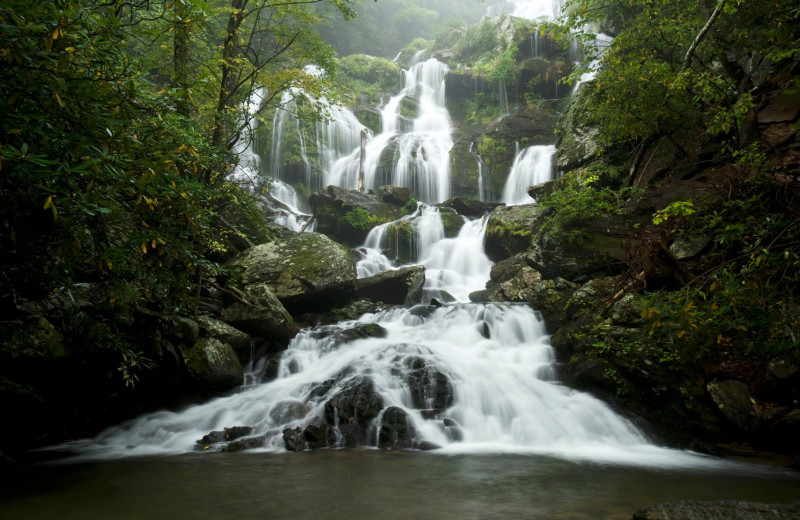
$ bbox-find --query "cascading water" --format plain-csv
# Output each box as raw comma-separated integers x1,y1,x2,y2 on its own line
501,144,556,205
71,298,720,468
229,88,267,190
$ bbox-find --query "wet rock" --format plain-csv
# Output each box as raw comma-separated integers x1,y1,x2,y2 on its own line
706,380,762,433
439,208,465,238
610,293,643,326
183,338,243,390
309,185,415,245
405,357,454,411
282,427,305,451
222,435,266,452
668,234,711,260
632,500,800,520
377,185,414,207
323,377,384,447
227,232,357,313
378,406,416,450
195,426,254,450
269,401,310,425
438,197,505,217
356,265,426,306
414,440,442,451
197,316,252,359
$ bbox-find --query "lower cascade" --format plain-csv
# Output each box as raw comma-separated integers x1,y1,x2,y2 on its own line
74,215,721,469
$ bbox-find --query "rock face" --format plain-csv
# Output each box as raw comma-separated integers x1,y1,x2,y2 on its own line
555,81,601,171
309,185,415,246
323,377,384,447
632,501,800,520
355,265,426,306
405,357,454,413
183,338,243,389
227,232,356,313
197,316,252,359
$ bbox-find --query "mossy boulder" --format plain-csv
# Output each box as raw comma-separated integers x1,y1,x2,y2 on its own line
309,185,415,246
438,197,504,217
356,265,426,306
183,337,243,390
484,204,546,261
197,316,252,360
227,232,356,313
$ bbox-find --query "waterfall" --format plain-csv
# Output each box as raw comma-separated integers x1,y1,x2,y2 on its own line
229,87,267,190
501,145,556,205
469,142,487,202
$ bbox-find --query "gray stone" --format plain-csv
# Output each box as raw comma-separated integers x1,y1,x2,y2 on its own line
633,500,800,520
227,232,356,311
356,265,426,306
669,235,711,260
269,400,310,425
184,338,243,389
197,316,252,358
706,380,762,432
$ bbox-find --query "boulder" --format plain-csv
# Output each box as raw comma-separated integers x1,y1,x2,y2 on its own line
221,435,266,452
438,197,505,217
378,406,416,450
323,377,384,447
282,424,334,451
633,501,800,520
309,185,415,245
227,232,356,313
311,323,388,346
219,282,297,342
195,426,254,450
356,265,426,306
183,338,243,389
485,204,546,261
706,380,762,433
377,185,414,207
669,234,711,260
269,400,310,425
197,316,252,360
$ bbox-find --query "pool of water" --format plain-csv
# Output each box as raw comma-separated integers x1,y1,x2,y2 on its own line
2,450,797,520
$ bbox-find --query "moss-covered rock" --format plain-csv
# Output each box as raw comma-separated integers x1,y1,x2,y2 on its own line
555,81,602,171
484,204,545,261
227,232,356,312
183,338,243,390
356,265,426,306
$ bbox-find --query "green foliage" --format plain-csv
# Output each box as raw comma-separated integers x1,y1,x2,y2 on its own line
561,0,800,148
540,164,640,228
337,54,404,106
652,201,696,226
342,207,386,233
641,174,800,362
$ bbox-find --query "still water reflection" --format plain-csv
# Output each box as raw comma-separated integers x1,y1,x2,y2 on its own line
1,450,797,520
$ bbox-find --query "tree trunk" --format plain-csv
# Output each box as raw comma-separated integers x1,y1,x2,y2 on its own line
212,0,248,154
173,0,193,116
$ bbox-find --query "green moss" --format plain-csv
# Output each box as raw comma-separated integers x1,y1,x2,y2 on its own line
342,207,390,234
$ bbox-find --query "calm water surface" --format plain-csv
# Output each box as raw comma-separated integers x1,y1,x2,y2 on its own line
1,451,798,520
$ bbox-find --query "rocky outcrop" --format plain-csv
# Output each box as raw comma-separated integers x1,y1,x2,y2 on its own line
438,197,504,217
309,185,415,245
197,316,252,359
227,232,356,313
555,82,601,171
632,501,800,520
706,380,762,433
356,265,426,306
405,357,454,413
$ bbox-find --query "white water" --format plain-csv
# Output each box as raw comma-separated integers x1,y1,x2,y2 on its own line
501,144,556,205
68,300,727,469
229,88,267,190
488,0,565,20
